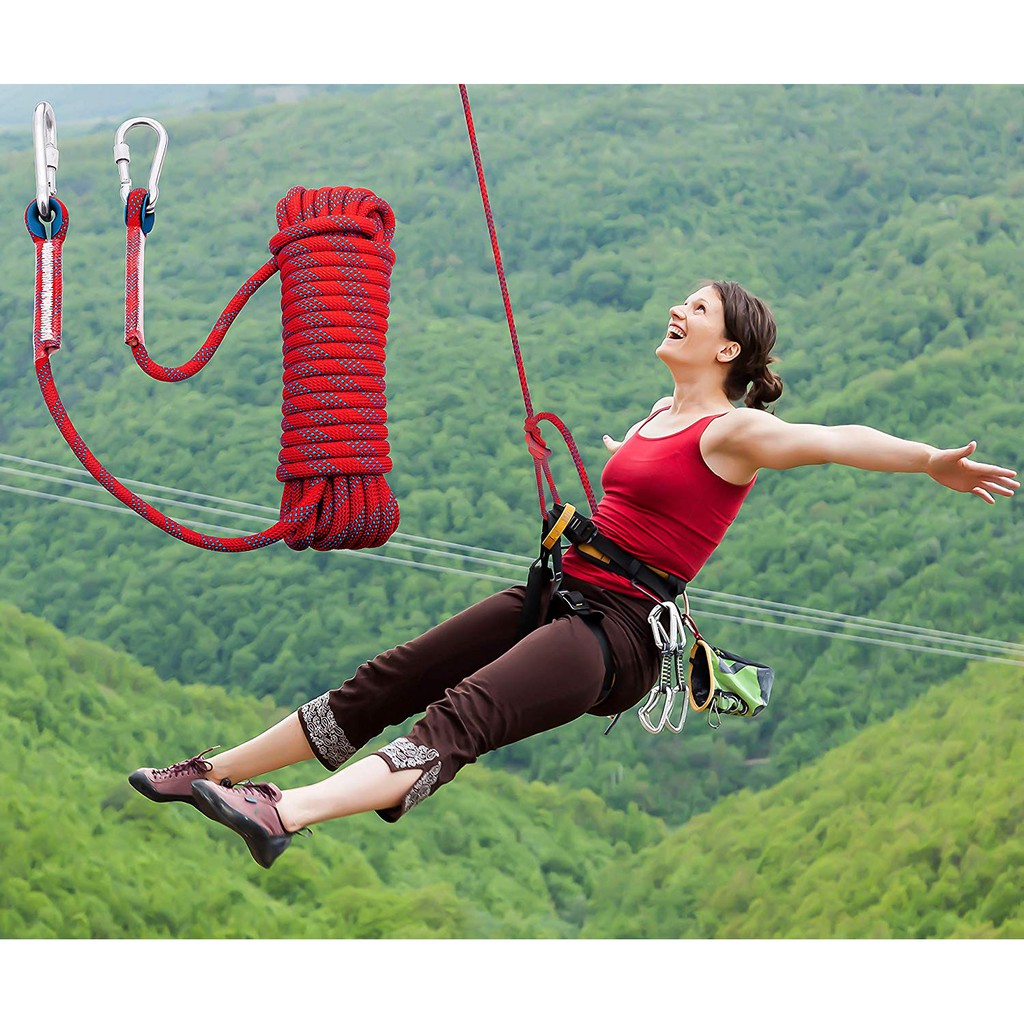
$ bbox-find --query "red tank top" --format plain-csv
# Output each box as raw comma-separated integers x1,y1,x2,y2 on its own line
561,410,756,597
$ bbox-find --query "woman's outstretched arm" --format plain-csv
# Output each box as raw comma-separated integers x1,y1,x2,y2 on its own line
717,408,1019,504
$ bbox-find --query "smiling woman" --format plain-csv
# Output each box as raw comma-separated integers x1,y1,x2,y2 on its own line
659,281,783,412
130,270,1019,870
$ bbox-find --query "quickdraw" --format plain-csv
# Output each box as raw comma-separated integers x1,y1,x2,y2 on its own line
642,597,776,734
640,598,692,735
26,102,399,553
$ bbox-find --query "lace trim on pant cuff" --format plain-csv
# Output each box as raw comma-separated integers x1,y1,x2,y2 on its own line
373,737,442,822
297,693,357,771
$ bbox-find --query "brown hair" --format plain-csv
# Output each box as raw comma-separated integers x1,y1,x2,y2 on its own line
709,280,784,411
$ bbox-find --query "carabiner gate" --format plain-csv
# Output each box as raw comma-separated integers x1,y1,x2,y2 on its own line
33,101,59,220
113,117,169,213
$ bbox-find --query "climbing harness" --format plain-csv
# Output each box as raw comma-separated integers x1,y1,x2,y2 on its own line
26,102,399,552
459,85,774,734
538,501,686,605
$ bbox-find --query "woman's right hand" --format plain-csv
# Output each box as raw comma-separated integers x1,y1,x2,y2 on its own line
926,441,1019,503
602,434,623,454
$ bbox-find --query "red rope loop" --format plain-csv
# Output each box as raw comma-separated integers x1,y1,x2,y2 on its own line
524,412,598,515
123,188,280,377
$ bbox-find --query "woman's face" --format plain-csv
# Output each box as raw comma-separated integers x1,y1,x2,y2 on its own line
657,285,739,370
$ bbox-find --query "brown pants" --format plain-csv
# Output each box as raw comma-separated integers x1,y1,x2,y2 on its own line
296,573,660,820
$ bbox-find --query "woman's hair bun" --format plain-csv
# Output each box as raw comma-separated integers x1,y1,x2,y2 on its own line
709,280,783,412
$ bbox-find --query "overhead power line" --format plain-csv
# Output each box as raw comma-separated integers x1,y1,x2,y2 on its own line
1,451,1023,667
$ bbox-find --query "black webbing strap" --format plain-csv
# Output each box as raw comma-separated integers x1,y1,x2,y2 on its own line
553,588,615,705
582,608,616,707
519,507,564,639
519,502,689,713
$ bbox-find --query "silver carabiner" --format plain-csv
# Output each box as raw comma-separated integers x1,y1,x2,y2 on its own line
638,682,674,735
648,599,686,652
33,101,59,220
640,601,690,734
113,117,169,213
649,601,670,650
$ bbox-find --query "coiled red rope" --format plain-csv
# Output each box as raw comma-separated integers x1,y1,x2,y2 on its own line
459,84,597,516
27,184,399,552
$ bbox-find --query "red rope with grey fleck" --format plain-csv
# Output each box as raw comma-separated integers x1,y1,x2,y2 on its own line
458,84,597,516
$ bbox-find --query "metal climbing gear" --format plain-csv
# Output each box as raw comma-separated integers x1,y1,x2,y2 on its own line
113,117,169,213
33,101,59,221
639,591,775,734
639,598,692,734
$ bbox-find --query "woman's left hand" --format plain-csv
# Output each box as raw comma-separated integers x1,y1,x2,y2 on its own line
927,442,1020,504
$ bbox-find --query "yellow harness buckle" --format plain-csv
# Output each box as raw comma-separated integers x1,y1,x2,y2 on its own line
542,502,576,550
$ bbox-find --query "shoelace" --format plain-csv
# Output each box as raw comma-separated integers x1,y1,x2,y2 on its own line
235,780,279,800
234,779,314,837
154,746,220,780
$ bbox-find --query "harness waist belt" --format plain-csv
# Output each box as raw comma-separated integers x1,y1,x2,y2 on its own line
547,502,687,604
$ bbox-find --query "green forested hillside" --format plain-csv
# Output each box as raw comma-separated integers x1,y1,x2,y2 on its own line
0,84,1021,833
582,652,1024,939
3,599,1021,939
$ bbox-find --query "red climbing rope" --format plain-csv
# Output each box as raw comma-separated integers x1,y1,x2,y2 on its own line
458,84,597,517
27,181,399,552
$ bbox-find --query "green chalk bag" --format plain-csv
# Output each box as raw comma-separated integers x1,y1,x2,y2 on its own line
688,635,774,728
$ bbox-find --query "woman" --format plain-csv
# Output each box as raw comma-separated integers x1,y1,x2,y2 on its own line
130,281,1019,869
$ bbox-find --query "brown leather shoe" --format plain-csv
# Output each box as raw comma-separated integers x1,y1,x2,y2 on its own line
191,779,294,869
128,748,229,806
